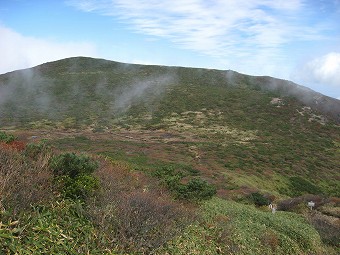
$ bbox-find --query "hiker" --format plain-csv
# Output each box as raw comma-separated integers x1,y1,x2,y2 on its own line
269,203,276,213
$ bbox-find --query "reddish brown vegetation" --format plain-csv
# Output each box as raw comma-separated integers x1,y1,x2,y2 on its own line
0,143,53,214
88,158,195,254
0,141,26,151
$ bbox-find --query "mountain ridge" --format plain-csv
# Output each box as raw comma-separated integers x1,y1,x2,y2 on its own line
1,56,339,124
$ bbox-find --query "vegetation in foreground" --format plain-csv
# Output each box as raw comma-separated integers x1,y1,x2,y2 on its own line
1,135,339,254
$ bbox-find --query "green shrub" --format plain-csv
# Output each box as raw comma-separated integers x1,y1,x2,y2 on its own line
153,165,177,178
57,174,99,200
0,131,16,143
177,178,217,201
154,166,216,201
248,192,270,206
50,153,99,200
24,142,50,160
50,152,98,178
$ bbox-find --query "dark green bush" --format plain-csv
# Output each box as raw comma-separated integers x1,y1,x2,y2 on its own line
248,192,270,206
0,131,16,143
57,174,99,200
166,177,216,201
50,153,99,200
153,165,176,178
50,152,98,178
154,166,216,201
180,178,216,201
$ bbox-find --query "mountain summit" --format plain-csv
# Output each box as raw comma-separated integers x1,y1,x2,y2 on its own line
0,56,339,127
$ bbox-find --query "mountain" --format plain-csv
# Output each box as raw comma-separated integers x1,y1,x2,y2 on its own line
1,57,339,254
0,57,339,197
0,57,339,126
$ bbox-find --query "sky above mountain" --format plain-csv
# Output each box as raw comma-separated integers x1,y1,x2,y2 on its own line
1,0,339,98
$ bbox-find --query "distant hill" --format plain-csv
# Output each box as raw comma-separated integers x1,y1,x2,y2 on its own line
0,57,339,126
0,57,339,197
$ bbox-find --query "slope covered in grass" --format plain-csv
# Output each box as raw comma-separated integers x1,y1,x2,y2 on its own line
0,58,339,253
159,197,327,255
0,57,339,198
1,139,338,254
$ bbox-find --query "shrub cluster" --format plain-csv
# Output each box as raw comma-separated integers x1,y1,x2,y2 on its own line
50,153,99,200
153,166,216,201
308,212,340,247
0,131,16,144
247,192,270,206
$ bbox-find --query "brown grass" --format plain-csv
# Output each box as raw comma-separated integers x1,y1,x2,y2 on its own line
0,144,54,214
88,158,195,254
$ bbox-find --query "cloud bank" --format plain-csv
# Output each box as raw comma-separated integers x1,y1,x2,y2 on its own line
0,25,97,74
297,52,340,88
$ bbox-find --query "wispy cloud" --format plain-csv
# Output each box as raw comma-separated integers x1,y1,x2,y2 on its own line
67,0,325,60
0,25,97,74
66,0,340,97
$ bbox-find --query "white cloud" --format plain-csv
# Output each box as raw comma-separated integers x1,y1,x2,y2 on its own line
67,0,338,81
66,0,319,61
295,52,340,88
0,25,97,74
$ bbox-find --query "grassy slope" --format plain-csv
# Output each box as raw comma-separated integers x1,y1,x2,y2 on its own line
1,57,338,197
0,55,339,254
158,197,326,255
1,141,336,254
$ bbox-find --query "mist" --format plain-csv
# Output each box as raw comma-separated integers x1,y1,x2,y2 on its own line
0,58,180,127
113,74,177,112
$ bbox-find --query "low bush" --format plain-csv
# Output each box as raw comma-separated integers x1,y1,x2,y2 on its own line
248,192,270,206
50,152,99,200
50,152,98,178
0,131,16,143
56,174,99,200
174,178,217,201
153,166,216,201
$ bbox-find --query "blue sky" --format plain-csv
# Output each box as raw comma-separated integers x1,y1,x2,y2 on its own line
1,0,339,99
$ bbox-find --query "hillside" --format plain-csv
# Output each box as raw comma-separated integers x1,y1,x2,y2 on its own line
0,57,339,126
0,57,339,254
0,56,339,196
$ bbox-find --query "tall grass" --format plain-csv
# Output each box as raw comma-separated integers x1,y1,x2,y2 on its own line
0,143,53,214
